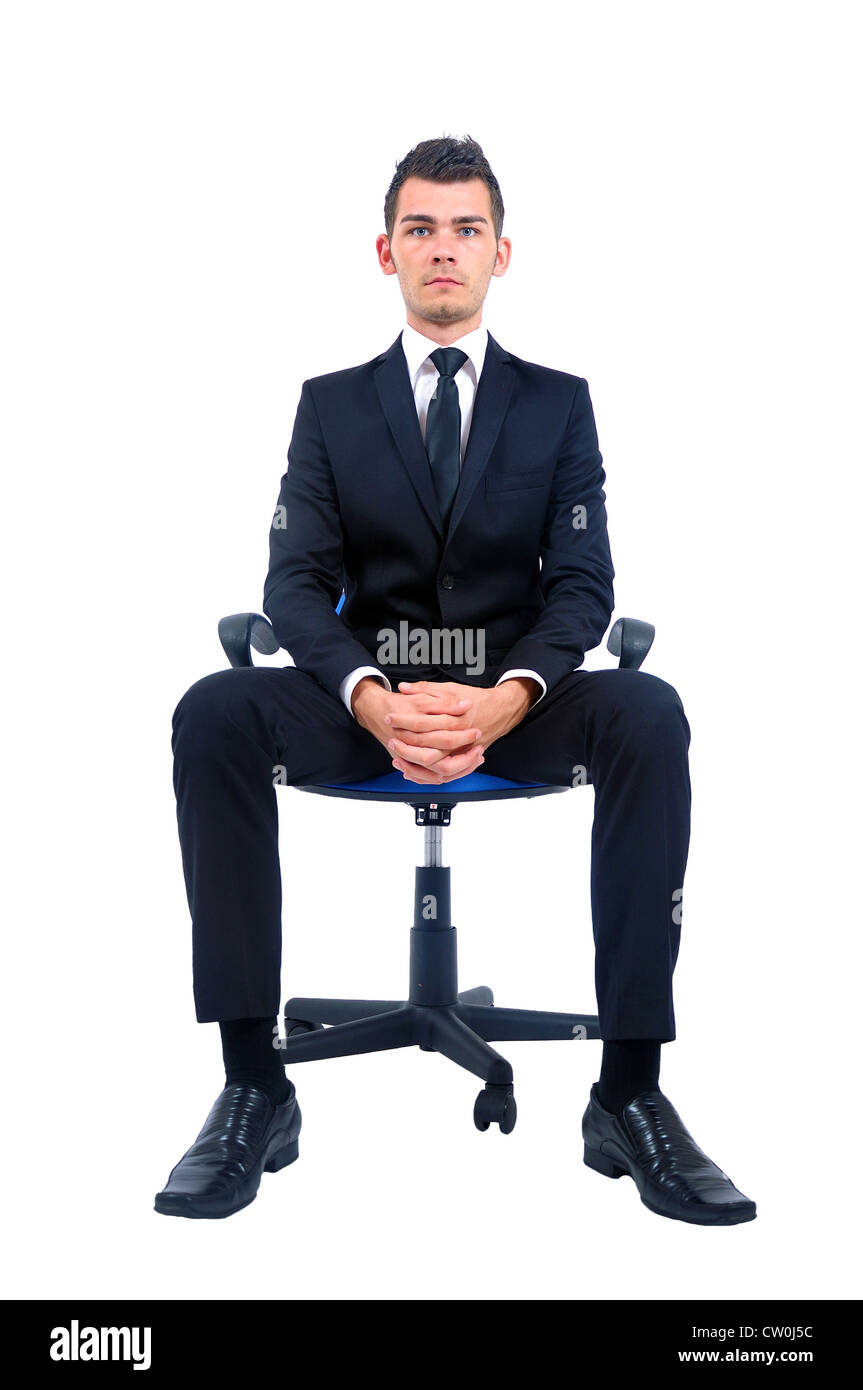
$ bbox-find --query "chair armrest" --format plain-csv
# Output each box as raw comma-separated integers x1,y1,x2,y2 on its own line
606,617,655,671
218,612,281,668
217,608,654,673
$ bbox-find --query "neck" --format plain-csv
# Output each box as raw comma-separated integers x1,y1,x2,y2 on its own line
405,311,481,345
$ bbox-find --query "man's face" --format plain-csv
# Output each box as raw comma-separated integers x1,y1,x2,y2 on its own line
377,176,510,333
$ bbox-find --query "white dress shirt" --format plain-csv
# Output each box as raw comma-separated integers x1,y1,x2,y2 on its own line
338,319,547,716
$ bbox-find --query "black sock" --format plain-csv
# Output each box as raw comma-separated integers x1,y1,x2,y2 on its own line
597,1039,662,1116
219,1015,294,1107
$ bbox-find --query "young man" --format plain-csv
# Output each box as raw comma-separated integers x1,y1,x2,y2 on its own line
157,135,756,1226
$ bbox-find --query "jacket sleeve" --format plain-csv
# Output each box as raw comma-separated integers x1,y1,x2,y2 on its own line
497,377,615,694
263,379,381,699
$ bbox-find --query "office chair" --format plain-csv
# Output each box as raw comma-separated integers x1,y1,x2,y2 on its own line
217,601,655,1134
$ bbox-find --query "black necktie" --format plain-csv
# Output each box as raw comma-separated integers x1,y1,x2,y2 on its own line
425,347,468,528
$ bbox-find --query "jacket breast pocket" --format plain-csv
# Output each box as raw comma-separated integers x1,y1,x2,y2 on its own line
485,467,548,493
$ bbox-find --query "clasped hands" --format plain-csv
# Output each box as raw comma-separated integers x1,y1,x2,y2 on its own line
351,676,540,785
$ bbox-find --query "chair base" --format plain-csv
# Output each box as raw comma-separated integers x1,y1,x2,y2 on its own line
279,987,600,1133
277,825,599,1134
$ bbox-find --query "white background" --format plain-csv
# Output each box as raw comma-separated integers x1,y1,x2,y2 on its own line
2,0,860,1302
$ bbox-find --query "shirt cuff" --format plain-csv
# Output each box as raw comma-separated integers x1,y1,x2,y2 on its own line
340,665,393,716
495,668,547,710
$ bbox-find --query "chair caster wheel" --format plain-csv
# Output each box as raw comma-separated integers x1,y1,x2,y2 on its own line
474,1084,517,1134
283,1016,324,1038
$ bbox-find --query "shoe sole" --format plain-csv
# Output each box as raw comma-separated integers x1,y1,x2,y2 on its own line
583,1142,757,1226
154,1137,300,1220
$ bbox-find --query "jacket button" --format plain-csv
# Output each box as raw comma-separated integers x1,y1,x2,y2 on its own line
441,574,455,589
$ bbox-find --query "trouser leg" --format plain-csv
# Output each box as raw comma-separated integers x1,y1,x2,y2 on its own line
170,665,391,1022
482,667,692,1041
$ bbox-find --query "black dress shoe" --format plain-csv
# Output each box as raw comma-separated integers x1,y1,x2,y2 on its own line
154,1082,301,1219
582,1083,756,1226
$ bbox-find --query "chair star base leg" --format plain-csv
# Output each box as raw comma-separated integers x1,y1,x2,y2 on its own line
456,1002,600,1042
279,995,599,1084
285,996,401,1025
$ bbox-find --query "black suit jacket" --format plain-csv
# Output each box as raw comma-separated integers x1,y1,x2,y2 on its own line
263,329,615,703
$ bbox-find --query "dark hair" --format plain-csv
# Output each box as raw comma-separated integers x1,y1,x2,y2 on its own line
384,134,504,243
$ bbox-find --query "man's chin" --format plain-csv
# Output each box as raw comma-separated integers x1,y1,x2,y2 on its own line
414,297,472,324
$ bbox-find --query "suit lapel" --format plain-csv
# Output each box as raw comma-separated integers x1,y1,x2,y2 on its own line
448,331,515,542
373,329,515,543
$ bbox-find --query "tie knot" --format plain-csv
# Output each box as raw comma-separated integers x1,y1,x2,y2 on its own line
430,346,468,380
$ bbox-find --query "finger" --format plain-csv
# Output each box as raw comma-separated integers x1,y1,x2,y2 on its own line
399,680,460,691
388,733,480,764
435,746,487,777
394,757,458,783
395,689,473,709
385,703,473,726
387,728,481,751
393,753,484,785
389,736,481,769
386,712,481,736
393,746,485,783
399,682,469,702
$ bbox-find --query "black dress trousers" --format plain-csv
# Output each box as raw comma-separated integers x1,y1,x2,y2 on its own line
171,664,691,1040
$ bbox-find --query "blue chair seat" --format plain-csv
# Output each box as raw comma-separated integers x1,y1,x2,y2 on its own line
297,769,570,805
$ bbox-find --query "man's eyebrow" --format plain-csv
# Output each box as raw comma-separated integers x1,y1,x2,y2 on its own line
398,213,489,226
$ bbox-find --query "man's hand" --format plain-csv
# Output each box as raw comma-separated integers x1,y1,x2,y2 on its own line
352,678,483,782
351,675,540,784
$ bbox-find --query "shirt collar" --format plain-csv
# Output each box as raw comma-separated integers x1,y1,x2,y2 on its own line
401,319,488,388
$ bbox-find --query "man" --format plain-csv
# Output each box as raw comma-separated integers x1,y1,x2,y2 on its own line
157,135,756,1226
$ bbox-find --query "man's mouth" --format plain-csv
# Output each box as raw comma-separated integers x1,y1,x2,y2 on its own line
427,278,461,285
